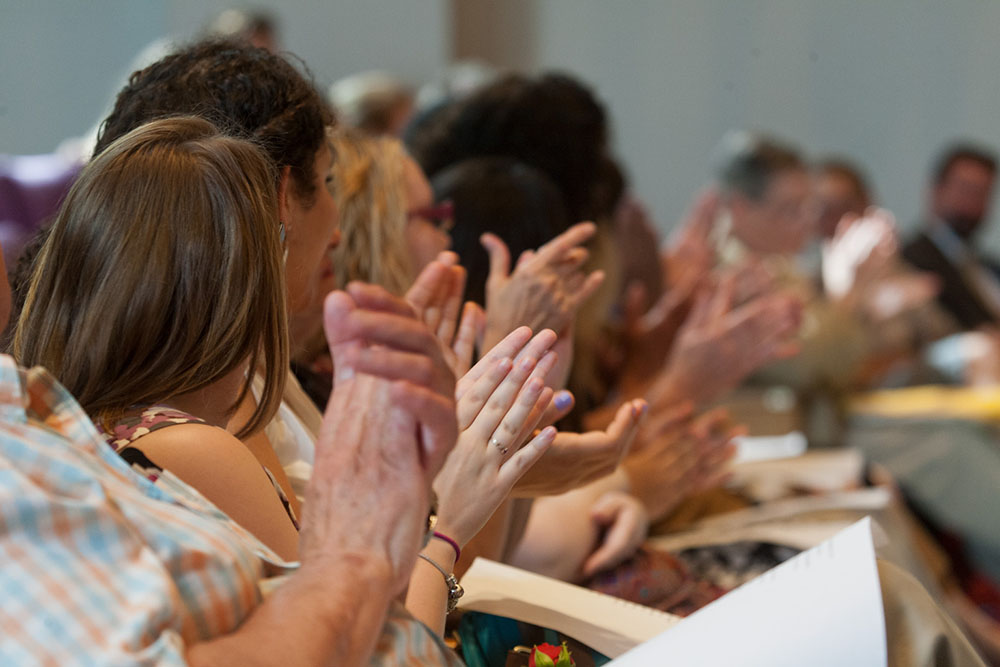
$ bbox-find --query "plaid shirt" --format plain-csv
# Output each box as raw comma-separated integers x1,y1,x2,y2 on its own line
0,356,461,666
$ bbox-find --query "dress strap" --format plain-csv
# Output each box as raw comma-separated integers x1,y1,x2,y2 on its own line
103,405,206,452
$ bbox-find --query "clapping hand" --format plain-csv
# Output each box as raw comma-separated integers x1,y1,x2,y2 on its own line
481,222,605,348
434,328,560,547
649,273,803,409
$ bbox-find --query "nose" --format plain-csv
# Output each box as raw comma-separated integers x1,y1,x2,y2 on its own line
329,228,342,250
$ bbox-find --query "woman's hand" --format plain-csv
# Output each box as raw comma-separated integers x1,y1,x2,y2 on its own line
580,490,650,578
622,406,739,520
648,274,803,409
481,222,605,349
662,189,718,290
616,276,699,396
434,329,561,547
406,252,484,377
512,398,648,497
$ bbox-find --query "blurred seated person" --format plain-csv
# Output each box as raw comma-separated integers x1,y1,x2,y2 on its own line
814,157,874,241
664,133,943,444
204,8,279,52
813,158,953,374
903,142,1000,330
329,71,415,137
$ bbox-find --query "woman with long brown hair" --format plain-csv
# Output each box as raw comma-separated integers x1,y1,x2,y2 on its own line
15,115,301,559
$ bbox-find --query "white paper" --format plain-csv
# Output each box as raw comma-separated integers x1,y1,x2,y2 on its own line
695,487,892,531
729,447,867,501
458,558,680,658
647,517,857,553
732,431,807,463
610,518,887,666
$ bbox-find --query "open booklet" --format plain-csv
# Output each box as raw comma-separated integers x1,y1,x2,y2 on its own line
459,517,887,665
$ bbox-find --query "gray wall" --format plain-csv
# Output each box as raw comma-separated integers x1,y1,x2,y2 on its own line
454,0,1000,252
6,1,1000,250
0,0,448,154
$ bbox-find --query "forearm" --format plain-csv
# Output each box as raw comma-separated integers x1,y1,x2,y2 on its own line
500,498,535,562
453,499,513,578
187,554,394,666
509,472,626,582
404,540,458,637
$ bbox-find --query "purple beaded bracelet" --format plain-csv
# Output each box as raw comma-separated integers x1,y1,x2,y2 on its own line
432,531,461,562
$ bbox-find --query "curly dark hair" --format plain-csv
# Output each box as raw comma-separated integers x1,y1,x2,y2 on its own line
95,39,332,203
408,73,612,225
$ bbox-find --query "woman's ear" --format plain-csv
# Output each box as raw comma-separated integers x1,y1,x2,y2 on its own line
277,165,294,230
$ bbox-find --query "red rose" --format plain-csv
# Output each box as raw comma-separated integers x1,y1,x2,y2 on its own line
529,642,575,667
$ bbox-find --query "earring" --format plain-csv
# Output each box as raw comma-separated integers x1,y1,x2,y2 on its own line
278,221,289,264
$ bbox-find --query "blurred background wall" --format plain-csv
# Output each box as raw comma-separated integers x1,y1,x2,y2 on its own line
4,0,1000,248
0,0,449,155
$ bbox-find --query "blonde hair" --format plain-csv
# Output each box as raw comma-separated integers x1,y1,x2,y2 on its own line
330,128,414,295
15,116,288,437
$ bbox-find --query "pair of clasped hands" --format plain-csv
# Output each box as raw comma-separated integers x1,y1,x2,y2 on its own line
303,222,647,595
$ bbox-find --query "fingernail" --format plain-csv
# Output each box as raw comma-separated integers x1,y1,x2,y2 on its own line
554,390,573,410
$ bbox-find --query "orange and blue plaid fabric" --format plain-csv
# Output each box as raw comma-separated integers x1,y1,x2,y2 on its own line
0,356,462,666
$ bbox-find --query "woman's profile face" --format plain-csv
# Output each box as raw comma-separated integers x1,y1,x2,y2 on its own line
284,143,341,314
403,156,451,273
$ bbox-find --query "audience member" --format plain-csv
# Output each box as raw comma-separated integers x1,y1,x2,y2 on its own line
329,71,415,137
330,128,449,295
16,117,300,558
903,143,1000,329
409,72,617,228
682,133,928,442
814,157,874,240
204,8,279,51
85,40,337,507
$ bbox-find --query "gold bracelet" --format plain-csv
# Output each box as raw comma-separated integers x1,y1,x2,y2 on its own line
418,553,464,613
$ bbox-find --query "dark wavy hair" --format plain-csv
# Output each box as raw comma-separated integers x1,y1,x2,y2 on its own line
409,73,612,225
95,39,332,204
431,157,568,306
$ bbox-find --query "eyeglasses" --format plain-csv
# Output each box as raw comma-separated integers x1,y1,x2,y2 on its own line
408,200,455,232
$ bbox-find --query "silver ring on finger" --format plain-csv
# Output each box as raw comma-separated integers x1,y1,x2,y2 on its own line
489,437,508,455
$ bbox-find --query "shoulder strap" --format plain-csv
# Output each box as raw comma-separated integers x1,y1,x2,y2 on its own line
104,405,207,451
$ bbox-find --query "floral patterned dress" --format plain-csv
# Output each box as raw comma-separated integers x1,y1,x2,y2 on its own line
102,405,299,530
